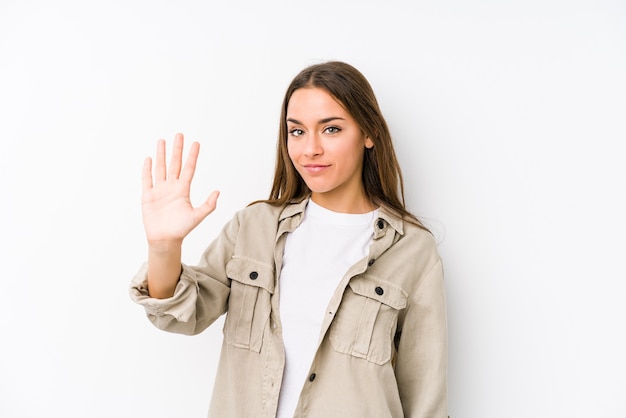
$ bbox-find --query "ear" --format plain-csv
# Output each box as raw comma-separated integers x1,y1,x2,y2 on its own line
364,136,374,149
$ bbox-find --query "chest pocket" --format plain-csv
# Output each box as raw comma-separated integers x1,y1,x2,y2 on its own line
224,258,275,353
329,275,408,365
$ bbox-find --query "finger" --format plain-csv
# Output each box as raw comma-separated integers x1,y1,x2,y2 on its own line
180,141,200,183
168,133,184,179
155,139,167,183
194,190,220,222
142,157,153,191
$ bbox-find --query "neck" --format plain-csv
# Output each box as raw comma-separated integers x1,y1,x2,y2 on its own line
310,190,377,214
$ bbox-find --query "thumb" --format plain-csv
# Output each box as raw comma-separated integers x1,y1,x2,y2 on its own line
194,190,220,222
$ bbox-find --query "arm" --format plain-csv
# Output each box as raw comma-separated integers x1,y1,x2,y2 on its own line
140,133,219,298
129,133,229,335
395,258,448,418
129,214,239,335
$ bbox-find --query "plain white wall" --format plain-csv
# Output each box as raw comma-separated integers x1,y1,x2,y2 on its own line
1,0,625,417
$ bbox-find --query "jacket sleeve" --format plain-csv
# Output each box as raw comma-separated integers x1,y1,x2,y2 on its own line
128,212,241,336
395,257,448,418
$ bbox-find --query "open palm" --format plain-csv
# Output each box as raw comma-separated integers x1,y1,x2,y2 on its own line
141,133,219,245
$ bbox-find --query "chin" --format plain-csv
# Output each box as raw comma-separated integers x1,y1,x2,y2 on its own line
304,184,334,194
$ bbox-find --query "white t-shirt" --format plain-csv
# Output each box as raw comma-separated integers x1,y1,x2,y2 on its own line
276,199,378,418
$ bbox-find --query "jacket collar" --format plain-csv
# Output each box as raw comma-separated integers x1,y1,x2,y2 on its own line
278,198,405,237
377,204,405,236
278,198,308,223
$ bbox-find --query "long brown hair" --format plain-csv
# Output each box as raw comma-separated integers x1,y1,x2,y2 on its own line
256,61,427,230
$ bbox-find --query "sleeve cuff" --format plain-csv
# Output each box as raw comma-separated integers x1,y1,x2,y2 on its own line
128,262,199,322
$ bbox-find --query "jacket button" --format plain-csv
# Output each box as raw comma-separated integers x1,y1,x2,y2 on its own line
368,259,375,266
309,373,316,382
375,286,384,296
377,219,384,229
249,271,258,280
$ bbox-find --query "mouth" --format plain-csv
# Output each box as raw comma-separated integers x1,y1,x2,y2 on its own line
303,164,330,173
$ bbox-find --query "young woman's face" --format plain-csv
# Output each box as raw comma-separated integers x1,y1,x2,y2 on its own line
286,87,374,212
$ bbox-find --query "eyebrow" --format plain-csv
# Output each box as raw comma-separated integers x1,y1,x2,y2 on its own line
286,117,346,125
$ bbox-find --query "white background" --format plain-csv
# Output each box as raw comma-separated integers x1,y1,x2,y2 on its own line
1,0,625,417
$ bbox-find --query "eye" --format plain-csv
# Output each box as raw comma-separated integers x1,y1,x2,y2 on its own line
324,126,341,134
288,128,304,137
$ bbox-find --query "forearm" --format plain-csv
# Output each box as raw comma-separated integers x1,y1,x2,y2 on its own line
147,241,183,299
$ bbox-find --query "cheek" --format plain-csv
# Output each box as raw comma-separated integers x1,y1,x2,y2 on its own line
287,139,299,160
337,142,365,165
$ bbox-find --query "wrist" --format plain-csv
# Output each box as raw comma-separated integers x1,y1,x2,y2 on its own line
147,239,183,255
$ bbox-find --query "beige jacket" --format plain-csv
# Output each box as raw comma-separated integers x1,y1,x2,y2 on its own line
130,199,448,417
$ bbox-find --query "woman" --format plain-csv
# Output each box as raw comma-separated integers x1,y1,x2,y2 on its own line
130,61,448,417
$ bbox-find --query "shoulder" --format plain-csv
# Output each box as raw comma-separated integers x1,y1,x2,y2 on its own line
381,221,444,303
402,221,439,254
394,221,441,272
379,205,440,262
377,207,442,279
234,198,307,225
236,201,285,219
229,200,303,235
228,202,285,234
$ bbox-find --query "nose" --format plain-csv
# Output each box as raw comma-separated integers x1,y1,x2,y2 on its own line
303,132,323,157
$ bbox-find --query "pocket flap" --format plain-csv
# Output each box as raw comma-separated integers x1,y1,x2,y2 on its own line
226,257,275,294
348,275,408,310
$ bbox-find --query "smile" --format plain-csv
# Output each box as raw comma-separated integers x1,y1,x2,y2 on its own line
303,164,330,174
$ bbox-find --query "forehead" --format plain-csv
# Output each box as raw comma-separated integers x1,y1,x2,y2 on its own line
286,87,348,119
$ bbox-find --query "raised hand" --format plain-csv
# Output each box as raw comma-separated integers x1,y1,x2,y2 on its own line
141,133,219,248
